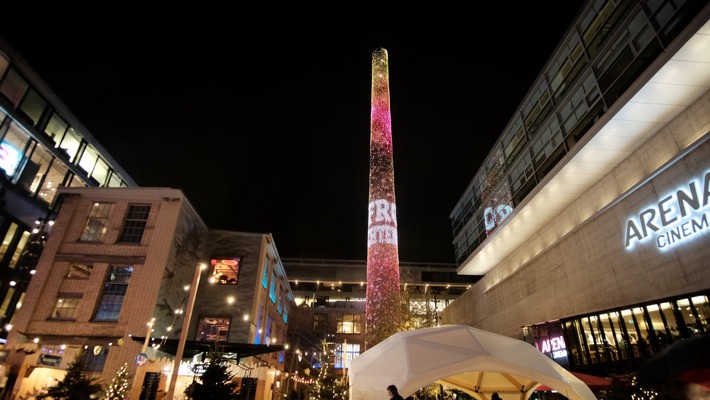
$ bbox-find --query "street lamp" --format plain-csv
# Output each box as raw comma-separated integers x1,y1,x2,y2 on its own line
166,263,207,400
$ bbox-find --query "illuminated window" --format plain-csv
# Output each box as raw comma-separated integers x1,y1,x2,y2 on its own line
94,266,133,321
78,145,99,178
196,317,230,342
18,88,47,127
269,272,277,303
255,304,264,344
57,127,82,162
51,294,82,319
0,123,30,177
335,343,360,369
44,112,68,144
117,204,150,243
265,315,273,343
211,257,241,285
277,287,283,314
8,230,30,268
81,202,112,242
336,313,361,334
0,223,19,261
262,258,269,289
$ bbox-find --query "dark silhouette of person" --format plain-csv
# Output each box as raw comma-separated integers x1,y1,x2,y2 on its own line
492,392,502,400
387,384,404,400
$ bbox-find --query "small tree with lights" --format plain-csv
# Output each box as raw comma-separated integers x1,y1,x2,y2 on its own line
184,349,239,400
308,339,348,400
103,362,132,400
37,346,103,399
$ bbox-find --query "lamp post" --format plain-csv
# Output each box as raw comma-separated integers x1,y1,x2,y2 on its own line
166,263,206,400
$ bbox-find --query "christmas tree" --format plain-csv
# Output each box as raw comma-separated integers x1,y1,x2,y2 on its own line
104,362,132,400
184,351,239,400
37,346,103,399
308,339,348,400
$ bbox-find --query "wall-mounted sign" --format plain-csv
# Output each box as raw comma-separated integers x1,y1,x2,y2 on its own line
134,353,149,367
625,171,709,250
538,335,568,359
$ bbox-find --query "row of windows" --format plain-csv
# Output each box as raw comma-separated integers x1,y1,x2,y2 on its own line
52,265,134,322
80,202,150,244
0,51,130,206
255,256,289,350
313,313,362,335
523,292,710,374
561,293,710,371
451,0,700,262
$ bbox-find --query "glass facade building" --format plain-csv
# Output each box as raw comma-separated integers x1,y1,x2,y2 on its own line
442,0,710,382
450,0,708,265
0,36,136,341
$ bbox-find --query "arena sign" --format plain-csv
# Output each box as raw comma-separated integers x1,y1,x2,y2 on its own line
625,171,710,250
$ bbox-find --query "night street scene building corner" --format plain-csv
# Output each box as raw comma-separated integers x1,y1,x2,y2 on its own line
442,0,710,380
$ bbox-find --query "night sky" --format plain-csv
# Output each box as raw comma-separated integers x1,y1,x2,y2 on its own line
1,5,585,263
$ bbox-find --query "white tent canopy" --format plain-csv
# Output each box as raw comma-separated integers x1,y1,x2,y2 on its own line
347,325,598,400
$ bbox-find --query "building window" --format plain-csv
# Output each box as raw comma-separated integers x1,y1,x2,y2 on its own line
277,286,283,314
94,266,133,321
51,294,82,319
265,315,273,344
262,258,269,289
81,202,112,242
117,204,150,243
85,346,108,372
0,67,29,107
18,88,47,127
210,258,240,284
336,313,361,334
269,272,277,303
335,343,360,369
196,317,230,342
255,304,264,344
313,313,328,336
66,263,93,279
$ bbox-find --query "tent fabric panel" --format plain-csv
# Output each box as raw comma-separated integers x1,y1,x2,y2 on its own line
348,325,598,400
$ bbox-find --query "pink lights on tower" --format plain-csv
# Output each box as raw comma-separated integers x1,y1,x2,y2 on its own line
366,48,402,348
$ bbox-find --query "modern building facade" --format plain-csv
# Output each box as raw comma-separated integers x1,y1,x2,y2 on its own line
282,257,479,390
443,0,710,380
0,36,136,345
3,187,293,400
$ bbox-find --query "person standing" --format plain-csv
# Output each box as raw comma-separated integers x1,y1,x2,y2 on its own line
387,384,405,400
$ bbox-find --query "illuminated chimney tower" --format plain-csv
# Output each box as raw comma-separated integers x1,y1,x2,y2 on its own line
366,48,402,348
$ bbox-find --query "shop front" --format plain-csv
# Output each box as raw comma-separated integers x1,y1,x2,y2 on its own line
524,291,710,375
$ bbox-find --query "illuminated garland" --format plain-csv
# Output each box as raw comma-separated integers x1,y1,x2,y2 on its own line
309,340,347,400
366,48,403,348
289,375,315,385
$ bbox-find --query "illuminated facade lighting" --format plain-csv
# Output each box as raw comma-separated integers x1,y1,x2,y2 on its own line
366,48,403,347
